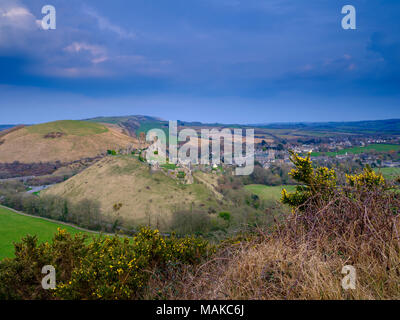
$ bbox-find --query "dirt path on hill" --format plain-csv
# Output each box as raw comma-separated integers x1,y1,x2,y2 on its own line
193,174,224,201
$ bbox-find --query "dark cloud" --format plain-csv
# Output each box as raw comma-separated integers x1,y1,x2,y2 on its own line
0,0,399,123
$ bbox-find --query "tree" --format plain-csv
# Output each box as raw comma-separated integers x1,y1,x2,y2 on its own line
281,151,385,211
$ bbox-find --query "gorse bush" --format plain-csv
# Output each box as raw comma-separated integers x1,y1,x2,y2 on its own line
280,152,398,264
281,151,386,210
281,151,337,209
0,227,213,300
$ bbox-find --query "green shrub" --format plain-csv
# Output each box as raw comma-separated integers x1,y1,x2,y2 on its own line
138,152,145,162
107,150,117,156
0,227,213,300
177,171,186,179
218,211,231,221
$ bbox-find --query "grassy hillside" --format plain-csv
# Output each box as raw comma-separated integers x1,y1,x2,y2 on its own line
86,115,165,138
244,184,297,201
43,156,223,227
0,120,139,163
0,206,94,260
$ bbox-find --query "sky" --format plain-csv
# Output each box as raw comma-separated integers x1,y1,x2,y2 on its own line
0,0,399,124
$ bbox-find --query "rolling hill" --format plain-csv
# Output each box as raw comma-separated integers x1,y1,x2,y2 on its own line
0,120,141,163
85,116,400,145
42,155,224,227
86,115,165,137
253,119,400,135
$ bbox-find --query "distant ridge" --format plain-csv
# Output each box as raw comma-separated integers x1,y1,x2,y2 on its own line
85,115,164,123
84,115,400,135
251,119,400,134
1,117,399,138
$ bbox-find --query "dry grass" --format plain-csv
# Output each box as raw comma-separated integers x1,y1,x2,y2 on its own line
153,186,400,300
0,121,139,163
43,156,222,227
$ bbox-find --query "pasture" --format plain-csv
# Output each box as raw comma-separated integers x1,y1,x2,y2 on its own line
0,206,95,260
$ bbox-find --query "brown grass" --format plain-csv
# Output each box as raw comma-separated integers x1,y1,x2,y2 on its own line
151,186,400,300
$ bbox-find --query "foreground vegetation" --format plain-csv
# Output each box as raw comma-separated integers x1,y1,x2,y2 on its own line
1,152,400,299
0,227,212,300
178,154,400,299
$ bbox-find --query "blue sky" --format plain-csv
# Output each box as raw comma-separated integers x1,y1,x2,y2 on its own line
0,0,399,124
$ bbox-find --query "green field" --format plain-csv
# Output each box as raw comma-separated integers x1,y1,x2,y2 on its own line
374,167,400,180
161,163,178,170
311,144,400,157
0,206,95,260
26,120,108,136
244,184,297,201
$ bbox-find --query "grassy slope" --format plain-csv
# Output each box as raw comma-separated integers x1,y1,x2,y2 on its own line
43,156,222,227
0,120,139,163
0,206,93,260
244,184,297,201
25,120,108,136
311,144,400,157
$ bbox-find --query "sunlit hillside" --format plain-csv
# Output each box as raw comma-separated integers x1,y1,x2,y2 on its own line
0,120,140,163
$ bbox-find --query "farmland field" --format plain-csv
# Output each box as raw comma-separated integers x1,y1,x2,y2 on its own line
0,206,95,260
374,167,400,180
311,144,400,157
244,184,297,201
